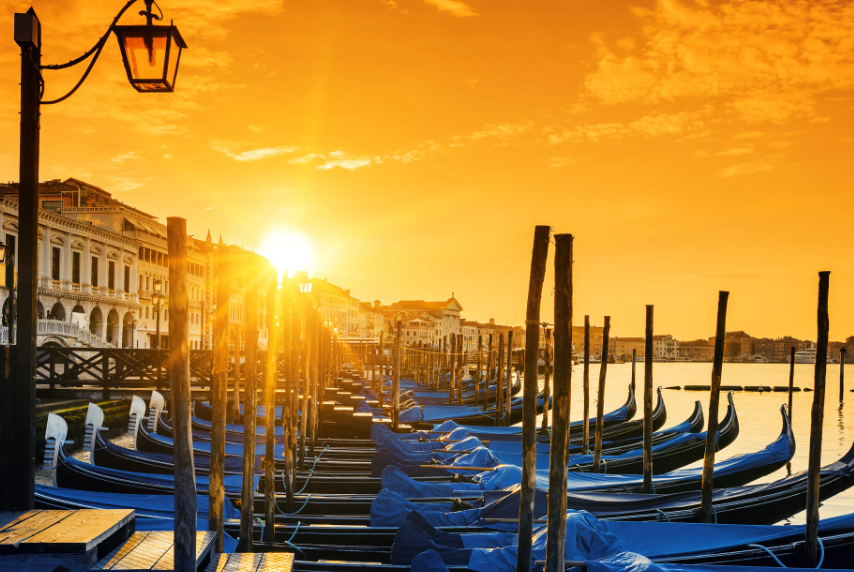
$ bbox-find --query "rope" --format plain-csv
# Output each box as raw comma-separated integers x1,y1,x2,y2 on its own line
253,517,264,544
287,521,301,543
747,544,786,568
817,537,825,569
655,509,670,522
601,459,607,474
289,494,312,515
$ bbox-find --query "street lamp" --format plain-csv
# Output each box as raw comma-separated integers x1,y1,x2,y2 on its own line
131,312,139,348
153,278,164,350
3,0,187,511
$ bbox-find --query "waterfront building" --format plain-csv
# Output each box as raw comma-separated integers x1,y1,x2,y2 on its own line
612,337,645,360
678,339,714,361
460,318,479,353
653,334,679,360
381,298,463,346
299,274,361,338
358,301,385,342
709,331,755,358
572,324,605,356
0,180,142,347
0,177,267,349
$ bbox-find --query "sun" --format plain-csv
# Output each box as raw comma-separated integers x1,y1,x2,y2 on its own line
258,230,314,279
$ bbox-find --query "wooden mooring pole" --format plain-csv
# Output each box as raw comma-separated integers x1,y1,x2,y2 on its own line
231,331,242,422
448,333,456,402
208,242,230,552
393,317,402,431
476,335,483,407
583,316,590,453
505,330,514,426
516,225,551,572
789,346,796,424
593,316,611,473
840,347,845,402
378,331,384,406
166,218,197,571
642,305,654,493
495,333,505,426
631,349,637,394
264,270,279,541
282,287,295,512
541,328,551,433
806,271,830,566
700,291,729,523
238,255,259,552
485,334,493,411
544,233,572,572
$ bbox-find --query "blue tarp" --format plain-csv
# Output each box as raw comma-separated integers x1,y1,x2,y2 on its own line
584,552,853,572
391,508,854,572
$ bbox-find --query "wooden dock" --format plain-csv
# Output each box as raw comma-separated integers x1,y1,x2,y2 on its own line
204,553,294,572
92,531,215,572
0,510,216,572
0,509,133,571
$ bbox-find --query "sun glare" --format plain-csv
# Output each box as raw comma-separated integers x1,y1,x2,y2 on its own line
259,230,314,279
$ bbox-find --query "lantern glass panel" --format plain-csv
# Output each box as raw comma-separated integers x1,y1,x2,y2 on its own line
167,30,182,88
122,28,170,82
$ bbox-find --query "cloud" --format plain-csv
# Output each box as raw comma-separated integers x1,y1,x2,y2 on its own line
210,140,298,162
717,147,753,156
287,151,381,170
548,108,709,144
106,176,148,192
110,151,141,164
548,156,575,168
317,157,378,171
719,159,777,178
583,0,854,124
423,0,478,17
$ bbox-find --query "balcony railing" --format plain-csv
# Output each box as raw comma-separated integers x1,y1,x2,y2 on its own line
0,319,114,347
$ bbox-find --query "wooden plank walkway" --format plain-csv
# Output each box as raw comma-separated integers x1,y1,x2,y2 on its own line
92,531,215,572
0,509,134,571
204,553,294,572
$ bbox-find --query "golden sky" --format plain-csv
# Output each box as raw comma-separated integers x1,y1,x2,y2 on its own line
1,0,853,340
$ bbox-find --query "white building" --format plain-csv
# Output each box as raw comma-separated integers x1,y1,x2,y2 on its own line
654,334,680,360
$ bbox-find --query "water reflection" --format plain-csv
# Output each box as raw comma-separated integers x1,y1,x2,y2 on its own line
533,362,854,524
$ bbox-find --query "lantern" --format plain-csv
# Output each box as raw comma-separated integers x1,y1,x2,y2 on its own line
113,24,187,92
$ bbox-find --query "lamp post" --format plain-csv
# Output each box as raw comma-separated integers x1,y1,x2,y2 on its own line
0,240,15,345
131,312,138,348
2,0,186,512
153,278,164,349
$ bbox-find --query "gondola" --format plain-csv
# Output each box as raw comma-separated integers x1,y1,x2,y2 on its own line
32,482,854,570
373,393,736,478
90,395,705,496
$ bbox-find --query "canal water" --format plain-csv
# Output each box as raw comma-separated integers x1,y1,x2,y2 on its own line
537,362,854,524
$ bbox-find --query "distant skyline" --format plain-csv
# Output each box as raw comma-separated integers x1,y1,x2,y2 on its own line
1,0,852,341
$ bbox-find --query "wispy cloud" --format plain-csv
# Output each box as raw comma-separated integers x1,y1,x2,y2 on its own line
548,156,575,168
423,0,478,18
719,159,777,178
110,151,141,164
548,108,709,144
211,140,298,162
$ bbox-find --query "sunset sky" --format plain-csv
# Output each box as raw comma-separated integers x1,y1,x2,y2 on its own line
1,0,852,341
